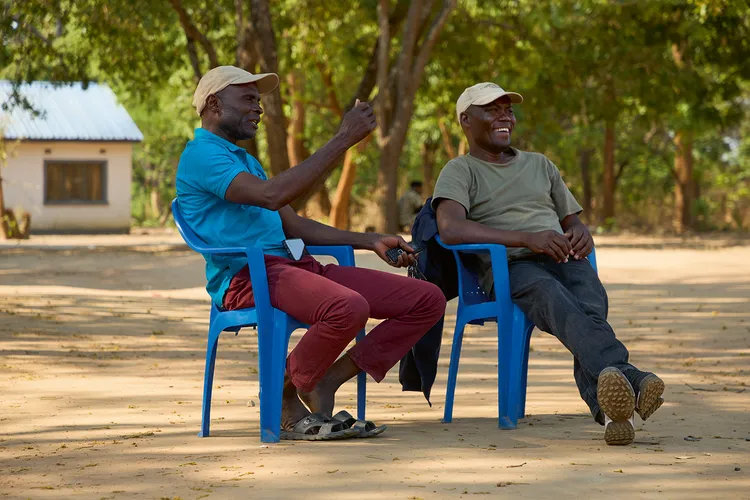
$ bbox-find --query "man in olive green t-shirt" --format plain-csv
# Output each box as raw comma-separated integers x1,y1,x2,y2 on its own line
432,82,665,446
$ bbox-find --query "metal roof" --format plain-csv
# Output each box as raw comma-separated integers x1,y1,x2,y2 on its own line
0,81,143,142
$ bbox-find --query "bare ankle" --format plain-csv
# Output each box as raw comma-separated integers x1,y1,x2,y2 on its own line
283,375,300,397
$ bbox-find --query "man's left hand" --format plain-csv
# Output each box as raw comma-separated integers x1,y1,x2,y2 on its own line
371,234,417,268
564,223,594,260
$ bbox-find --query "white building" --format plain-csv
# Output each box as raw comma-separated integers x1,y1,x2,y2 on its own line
1,81,143,233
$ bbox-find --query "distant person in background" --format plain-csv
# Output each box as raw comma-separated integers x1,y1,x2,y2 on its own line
398,180,425,231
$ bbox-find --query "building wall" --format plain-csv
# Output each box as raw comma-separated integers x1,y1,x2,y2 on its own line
3,141,133,232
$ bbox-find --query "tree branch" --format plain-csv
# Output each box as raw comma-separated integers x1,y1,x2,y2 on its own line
234,0,244,66
615,160,629,186
249,0,279,73
316,61,343,116
394,0,424,106
167,0,219,69
185,35,202,82
438,117,457,158
376,0,392,147
410,0,456,92
290,0,411,208
10,14,51,46
388,0,455,143
347,0,411,110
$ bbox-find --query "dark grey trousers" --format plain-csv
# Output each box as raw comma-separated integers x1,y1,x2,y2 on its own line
507,255,644,423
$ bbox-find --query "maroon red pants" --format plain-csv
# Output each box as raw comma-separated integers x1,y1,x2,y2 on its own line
223,255,446,392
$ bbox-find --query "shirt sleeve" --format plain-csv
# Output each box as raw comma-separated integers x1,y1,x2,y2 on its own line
198,150,247,199
431,159,472,213
547,159,583,220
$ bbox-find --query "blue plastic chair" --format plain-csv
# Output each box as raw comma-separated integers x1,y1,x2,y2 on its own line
436,235,597,429
172,199,366,443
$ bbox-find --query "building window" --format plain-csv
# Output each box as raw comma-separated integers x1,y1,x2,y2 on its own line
44,161,107,204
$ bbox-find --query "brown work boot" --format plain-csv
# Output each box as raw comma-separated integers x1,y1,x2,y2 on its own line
635,373,665,421
598,367,636,446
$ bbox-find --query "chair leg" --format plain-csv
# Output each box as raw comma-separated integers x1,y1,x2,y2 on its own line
497,314,524,430
356,328,366,421
198,328,221,437
518,323,534,419
442,321,467,423
259,311,292,443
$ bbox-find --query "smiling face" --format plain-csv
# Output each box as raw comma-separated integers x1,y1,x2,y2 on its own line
460,95,516,155
203,82,263,142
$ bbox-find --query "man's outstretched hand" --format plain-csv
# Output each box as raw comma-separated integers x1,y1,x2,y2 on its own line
338,99,377,146
371,234,417,268
564,222,594,260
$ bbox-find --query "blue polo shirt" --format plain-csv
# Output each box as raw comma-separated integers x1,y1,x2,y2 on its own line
176,128,288,306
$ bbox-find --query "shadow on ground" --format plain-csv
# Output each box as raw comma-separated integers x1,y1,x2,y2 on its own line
1,247,749,499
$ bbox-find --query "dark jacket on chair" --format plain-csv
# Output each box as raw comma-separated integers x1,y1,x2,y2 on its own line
398,197,458,403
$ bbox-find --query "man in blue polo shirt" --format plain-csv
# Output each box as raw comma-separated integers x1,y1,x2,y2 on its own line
176,66,445,440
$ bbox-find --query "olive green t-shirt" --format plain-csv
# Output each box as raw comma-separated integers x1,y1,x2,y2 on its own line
432,149,582,293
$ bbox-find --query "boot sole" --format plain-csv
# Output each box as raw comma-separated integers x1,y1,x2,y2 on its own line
637,374,665,421
598,367,636,422
604,420,635,445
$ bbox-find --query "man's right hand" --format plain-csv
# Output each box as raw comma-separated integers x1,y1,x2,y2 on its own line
337,99,377,146
524,230,572,263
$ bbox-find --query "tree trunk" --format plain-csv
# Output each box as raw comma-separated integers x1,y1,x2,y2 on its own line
579,148,593,223
250,0,290,176
236,138,258,158
313,189,332,216
150,186,161,220
284,71,332,216
377,143,402,233
602,121,616,223
329,149,357,229
286,72,307,167
673,129,694,233
421,141,437,197
438,118,457,159
235,1,259,158
278,1,413,210
457,138,467,156
0,173,7,240
374,0,457,232
158,203,173,226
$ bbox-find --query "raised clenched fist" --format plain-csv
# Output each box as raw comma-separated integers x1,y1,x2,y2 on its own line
338,99,377,146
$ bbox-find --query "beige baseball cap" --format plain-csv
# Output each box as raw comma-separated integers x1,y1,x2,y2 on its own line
456,82,523,121
192,66,279,115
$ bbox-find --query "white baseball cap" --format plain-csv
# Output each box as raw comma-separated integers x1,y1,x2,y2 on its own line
456,82,523,122
192,66,279,115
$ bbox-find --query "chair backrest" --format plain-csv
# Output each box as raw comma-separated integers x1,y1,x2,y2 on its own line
456,255,490,306
172,198,213,254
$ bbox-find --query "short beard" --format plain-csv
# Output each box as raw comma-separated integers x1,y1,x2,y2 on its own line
218,112,253,141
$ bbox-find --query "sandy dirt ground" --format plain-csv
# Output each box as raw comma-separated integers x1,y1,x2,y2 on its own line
1,237,749,499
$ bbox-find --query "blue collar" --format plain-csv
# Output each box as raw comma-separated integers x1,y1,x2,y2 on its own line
193,128,244,153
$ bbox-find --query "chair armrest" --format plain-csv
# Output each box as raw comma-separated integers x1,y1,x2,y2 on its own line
588,247,598,273
436,235,598,297
435,234,512,303
435,235,508,261
191,245,248,257
198,244,358,268
307,245,356,267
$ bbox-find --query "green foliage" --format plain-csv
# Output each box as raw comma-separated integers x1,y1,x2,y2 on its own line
1,0,749,231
